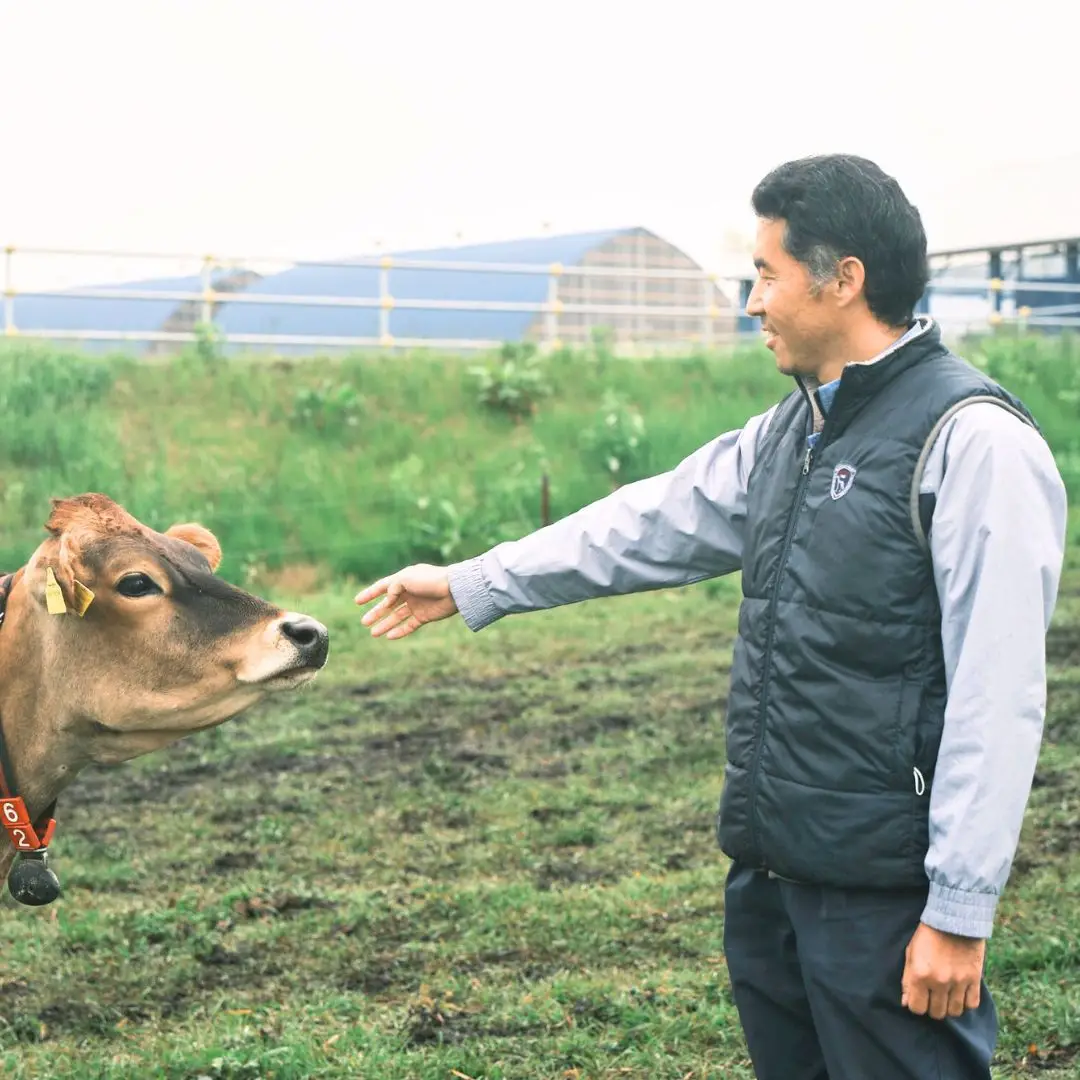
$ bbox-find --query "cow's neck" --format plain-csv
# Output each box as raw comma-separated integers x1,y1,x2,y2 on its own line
0,571,86,880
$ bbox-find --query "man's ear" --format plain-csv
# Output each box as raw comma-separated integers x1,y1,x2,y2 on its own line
165,523,222,572
834,255,866,308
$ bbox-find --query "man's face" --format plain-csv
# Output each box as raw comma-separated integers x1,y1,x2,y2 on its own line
745,217,840,380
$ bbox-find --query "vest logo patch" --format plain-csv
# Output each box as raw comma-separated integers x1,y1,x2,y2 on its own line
830,463,857,500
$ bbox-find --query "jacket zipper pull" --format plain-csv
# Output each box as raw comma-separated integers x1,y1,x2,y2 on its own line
913,767,926,796
802,446,813,475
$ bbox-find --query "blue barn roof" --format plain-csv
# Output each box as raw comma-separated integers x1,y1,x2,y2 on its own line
13,273,205,336
9,229,653,351
215,229,629,346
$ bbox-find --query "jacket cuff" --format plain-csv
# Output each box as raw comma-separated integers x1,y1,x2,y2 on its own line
447,557,502,632
921,880,998,939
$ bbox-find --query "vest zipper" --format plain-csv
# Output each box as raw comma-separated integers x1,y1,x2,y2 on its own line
746,404,826,868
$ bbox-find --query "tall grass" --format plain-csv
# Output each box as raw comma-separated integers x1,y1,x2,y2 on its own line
0,331,1076,588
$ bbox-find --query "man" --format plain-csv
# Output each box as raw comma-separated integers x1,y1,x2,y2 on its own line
355,154,1068,1079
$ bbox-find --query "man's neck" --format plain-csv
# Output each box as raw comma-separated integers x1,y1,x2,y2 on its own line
815,321,912,386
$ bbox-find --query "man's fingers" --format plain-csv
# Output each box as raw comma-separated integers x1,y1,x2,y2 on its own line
354,577,392,606
903,982,930,1016
903,975,981,1019
386,614,421,640
361,596,396,627
946,987,967,1018
360,583,405,626
369,603,413,638
356,566,453,643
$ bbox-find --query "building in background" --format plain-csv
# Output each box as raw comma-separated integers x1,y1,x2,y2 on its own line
11,219,1080,351
213,226,736,352
922,236,1080,331
9,227,737,354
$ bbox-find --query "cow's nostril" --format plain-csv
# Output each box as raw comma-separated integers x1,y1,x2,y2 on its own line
279,614,330,667
282,619,319,648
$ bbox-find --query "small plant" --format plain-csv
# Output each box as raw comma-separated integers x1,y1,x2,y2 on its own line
191,321,225,368
469,342,552,420
389,455,465,562
410,493,466,563
471,453,547,549
389,452,542,563
289,379,364,436
581,390,650,488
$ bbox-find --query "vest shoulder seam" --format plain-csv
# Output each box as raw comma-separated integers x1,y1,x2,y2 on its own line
909,394,1037,554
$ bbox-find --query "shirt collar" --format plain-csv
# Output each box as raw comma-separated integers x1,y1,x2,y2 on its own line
815,316,933,416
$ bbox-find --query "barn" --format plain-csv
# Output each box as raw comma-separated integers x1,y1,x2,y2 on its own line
10,228,737,354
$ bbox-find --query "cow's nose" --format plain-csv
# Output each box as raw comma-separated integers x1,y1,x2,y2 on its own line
280,614,330,668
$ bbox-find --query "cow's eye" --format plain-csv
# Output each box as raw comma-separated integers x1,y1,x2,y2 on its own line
115,573,162,598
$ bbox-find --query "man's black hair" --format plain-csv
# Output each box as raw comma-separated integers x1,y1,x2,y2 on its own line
752,154,930,326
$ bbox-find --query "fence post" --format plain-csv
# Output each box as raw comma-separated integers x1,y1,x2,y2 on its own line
379,255,394,348
988,250,1003,315
3,246,15,336
200,255,214,327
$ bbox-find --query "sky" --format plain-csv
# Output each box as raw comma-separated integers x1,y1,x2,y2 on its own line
1,0,1078,290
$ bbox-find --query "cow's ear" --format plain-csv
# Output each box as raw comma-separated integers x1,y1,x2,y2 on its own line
166,523,222,572
38,494,123,615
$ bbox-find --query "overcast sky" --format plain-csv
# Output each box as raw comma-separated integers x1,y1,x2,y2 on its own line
2,0,1078,288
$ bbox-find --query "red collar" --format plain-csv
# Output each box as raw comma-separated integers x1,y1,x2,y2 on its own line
0,572,58,856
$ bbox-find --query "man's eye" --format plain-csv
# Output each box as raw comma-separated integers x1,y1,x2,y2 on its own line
115,573,162,598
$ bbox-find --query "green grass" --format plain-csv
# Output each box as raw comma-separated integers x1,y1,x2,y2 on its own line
0,570,1077,1078
2,329,1077,590
0,332,1077,1076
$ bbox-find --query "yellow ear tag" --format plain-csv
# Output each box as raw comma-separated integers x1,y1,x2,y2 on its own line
44,567,67,615
73,579,95,617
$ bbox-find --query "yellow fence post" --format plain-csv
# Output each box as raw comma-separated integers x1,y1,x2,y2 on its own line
201,255,215,327
379,256,394,344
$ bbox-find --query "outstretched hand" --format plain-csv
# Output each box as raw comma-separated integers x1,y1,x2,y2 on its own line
354,564,458,639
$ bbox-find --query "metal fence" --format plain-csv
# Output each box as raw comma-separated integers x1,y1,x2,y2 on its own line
4,244,1080,354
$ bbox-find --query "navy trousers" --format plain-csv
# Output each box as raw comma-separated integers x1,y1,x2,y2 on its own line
723,862,998,1080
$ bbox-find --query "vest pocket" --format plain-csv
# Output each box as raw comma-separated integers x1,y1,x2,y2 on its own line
893,667,925,794
894,667,935,870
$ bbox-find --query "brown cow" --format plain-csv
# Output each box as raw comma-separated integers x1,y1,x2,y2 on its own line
0,493,330,906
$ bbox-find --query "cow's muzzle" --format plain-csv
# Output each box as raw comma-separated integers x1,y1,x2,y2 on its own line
278,613,330,671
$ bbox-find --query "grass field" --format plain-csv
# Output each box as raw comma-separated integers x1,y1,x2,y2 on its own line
1,567,1078,1078
1,329,1078,586
0,331,1078,1077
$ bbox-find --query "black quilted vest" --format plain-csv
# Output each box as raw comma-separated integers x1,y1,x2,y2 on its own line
716,322,1037,888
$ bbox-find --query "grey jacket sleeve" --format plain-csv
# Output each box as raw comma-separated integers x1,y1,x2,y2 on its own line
919,402,1069,939
447,406,777,631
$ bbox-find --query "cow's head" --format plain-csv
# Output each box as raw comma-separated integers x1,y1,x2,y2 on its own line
14,493,329,764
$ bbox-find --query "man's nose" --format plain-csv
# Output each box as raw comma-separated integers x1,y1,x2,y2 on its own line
745,281,765,318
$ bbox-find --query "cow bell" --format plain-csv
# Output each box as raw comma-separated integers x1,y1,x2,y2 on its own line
8,849,61,906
